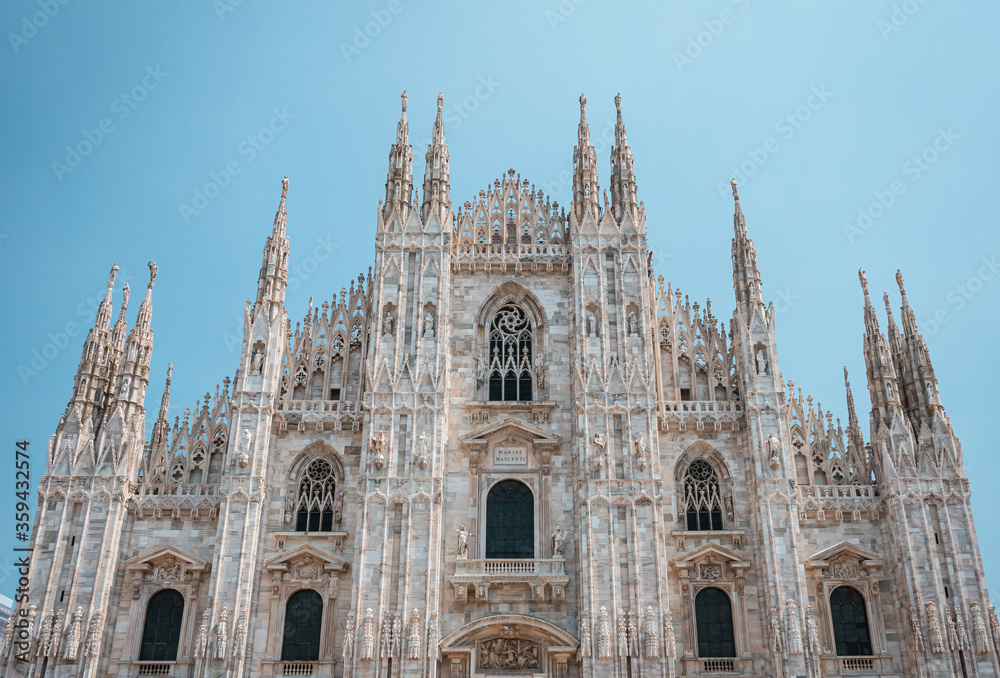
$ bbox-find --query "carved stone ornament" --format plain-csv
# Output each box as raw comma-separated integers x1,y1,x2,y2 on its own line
596,606,612,659
360,608,375,660
477,636,540,671
157,555,182,581
926,601,945,654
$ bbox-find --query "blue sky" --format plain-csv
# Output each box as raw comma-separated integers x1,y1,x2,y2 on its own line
1,1,998,599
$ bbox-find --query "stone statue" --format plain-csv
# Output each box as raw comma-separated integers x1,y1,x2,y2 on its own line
383,310,394,336
927,601,945,654
423,314,434,339
989,605,1000,657
333,489,345,523
586,311,598,338
769,607,782,653
343,611,355,659
456,524,470,557
643,606,659,659
237,428,252,469
250,347,264,375
593,432,606,470
970,602,988,655
909,605,925,652
475,356,487,388
766,432,781,469
756,348,768,375
633,432,647,460
955,608,970,649
805,605,820,654
597,606,612,659
579,612,592,658
416,431,429,469
158,556,182,581
947,616,959,652
663,609,676,658
371,430,386,470
785,599,803,654
194,611,209,658
552,526,565,556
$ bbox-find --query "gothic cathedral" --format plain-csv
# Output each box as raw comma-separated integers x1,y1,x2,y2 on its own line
6,92,997,678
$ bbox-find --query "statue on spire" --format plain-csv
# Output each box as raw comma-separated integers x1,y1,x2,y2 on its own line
148,260,158,286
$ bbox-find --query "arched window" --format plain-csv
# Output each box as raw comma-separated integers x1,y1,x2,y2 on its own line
295,459,336,532
695,587,736,658
139,589,184,661
682,459,724,531
830,586,872,656
485,480,534,558
488,304,534,402
281,589,323,661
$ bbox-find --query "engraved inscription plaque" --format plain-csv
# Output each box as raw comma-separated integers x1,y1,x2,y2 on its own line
493,447,528,466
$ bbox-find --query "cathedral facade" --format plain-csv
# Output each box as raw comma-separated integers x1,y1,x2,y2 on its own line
5,92,998,678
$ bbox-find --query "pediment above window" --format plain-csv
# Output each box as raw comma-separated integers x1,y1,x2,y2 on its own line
670,543,751,580
460,417,562,473
804,541,884,573
264,544,350,580
460,417,561,449
124,545,209,580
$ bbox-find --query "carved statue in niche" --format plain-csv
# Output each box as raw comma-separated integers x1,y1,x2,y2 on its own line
909,605,925,652
627,610,638,657
627,311,638,336
423,313,434,339
250,347,264,376
333,489,345,523
455,524,471,558
382,310,394,336
586,311,598,338
157,556,182,581
477,637,540,670
475,356,487,389
416,431,429,469
592,432,607,471
633,432,647,464
552,526,565,556
371,430,386,470
769,607,783,653
236,429,252,469
755,347,768,375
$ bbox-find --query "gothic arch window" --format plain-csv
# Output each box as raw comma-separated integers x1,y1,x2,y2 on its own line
281,589,323,661
695,587,736,658
295,459,336,532
488,304,534,402
139,589,184,661
830,586,872,656
485,480,534,558
682,459,724,531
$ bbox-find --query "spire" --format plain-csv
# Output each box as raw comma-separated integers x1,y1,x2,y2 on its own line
730,179,763,316
421,91,450,222
572,93,600,222
859,269,903,426
151,362,172,449
383,90,413,223
94,263,119,330
896,269,921,341
256,177,291,308
893,269,944,420
884,291,906,357
844,366,859,428
609,93,638,221
844,366,871,480
134,261,156,333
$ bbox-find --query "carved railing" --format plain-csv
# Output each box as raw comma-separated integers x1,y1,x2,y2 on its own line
274,399,363,432
459,558,566,576
135,664,172,676
798,485,878,499
452,242,570,272
450,558,570,603
277,399,361,414
282,663,315,676
658,400,743,432
130,483,221,518
702,659,736,672
841,657,875,671
797,484,882,522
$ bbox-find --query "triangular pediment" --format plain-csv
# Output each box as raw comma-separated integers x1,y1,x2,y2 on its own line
459,417,562,448
124,545,209,573
264,543,349,573
670,542,751,571
804,541,884,570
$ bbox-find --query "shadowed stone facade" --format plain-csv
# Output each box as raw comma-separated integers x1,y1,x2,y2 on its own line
5,92,997,678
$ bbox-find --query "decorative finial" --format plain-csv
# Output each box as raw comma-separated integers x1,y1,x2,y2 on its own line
858,268,869,297
614,92,622,113
883,291,892,312
437,92,443,111
282,175,289,198
401,90,407,112
731,178,739,201
579,93,587,120
896,269,906,294
843,366,849,384
122,283,130,306
166,362,173,381
148,260,158,286
108,262,119,286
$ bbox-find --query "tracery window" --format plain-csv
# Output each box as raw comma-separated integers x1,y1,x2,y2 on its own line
281,589,323,661
683,459,724,531
295,459,336,532
488,304,534,402
695,587,736,658
485,480,534,558
139,589,184,661
830,586,872,656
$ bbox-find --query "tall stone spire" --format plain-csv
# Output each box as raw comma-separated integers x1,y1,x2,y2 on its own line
255,176,291,309
150,362,172,451
421,91,450,223
114,262,157,413
859,269,902,426
94,263,118,331
894,270,944,421
730,179,764,318
572,93,600,222
383,90,413,224
609,93,638,221
843,366,869,477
